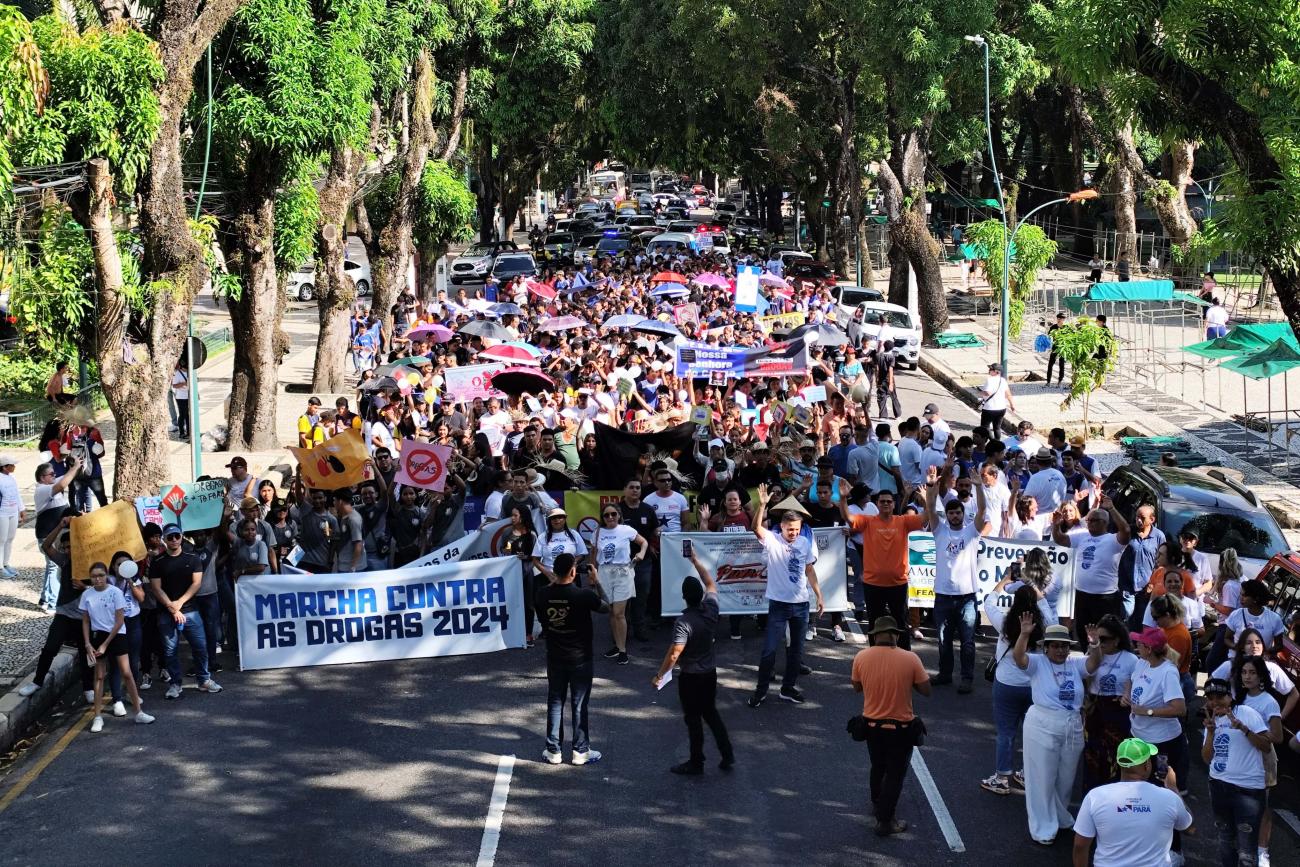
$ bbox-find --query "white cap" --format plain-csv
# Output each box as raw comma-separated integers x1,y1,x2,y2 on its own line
0,454,15,467
708,438,725,450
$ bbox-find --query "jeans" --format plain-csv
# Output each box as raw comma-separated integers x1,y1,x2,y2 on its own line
979,409,1006,438
847,544,864,611
217,574,237,650
1154,732,1190,796
755,600,808,693
992,680,1034,774
934,592,977,682
33,614,93,691
1209,778,1265,867
545,659,593,753
73,476,108,513
876,387,901,419
365,553,390,573
175,398,190,437
195,592,221,665
109,613,143,702
40,556,61,609
864,722,914,825
863,584,911,650
678,670,733,766
1121,590,1136,620
628,555,653,634
159,609,210,686
1206,325,1229,340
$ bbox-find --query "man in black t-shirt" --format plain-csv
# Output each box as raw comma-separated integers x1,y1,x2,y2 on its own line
536,552,607,766
149,523,221,699
618,479,659,642
653,551,734,775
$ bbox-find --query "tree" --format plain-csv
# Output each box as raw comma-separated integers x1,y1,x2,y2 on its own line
1050,317,1117,433
963,219,1057,340
0,5,45,205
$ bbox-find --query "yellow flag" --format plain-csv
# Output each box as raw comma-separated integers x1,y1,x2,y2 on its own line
290,428,368,490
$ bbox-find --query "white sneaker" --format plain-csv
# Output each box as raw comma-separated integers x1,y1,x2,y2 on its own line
832,626,845,642
199,679,222,693
165,684,183,700
83,690,95,704
17,682,38,697
1258,848,1270,867
804,626,817,641
89,715,104,733
571,749,602,766
541,749,562,765
135,711,156,725
111,701,127,717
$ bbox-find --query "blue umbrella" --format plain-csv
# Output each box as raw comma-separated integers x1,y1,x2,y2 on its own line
651,282,690,297
631,318,682,338
601,313,645,331
491,302,523,316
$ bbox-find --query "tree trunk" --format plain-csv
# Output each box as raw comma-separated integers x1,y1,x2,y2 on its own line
225,161,283,451
416,241,446,302
311,143,361,393
476,131,497,244
1109,137,1138,260
827,72,859,278
857,214,874,289
763,184,783,237
1151,141,1198,266
374,49,434,338
879,111,949,340
434,64,469,163
886,237,909,307
114,0,246,497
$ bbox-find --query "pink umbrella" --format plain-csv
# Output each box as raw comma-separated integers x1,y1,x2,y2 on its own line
758,273,789,288
536,315,588,333
406,323,454,343
692,273,730,288
525,279,557,301
479,344,542,366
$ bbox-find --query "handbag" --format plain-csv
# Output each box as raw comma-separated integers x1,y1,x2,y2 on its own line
984,645,1011,683
846,714,869,742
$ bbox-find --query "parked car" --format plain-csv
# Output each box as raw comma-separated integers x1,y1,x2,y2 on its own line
450,240,518,285
1101,463,1289,581
573,233,604,265
1251,552,1300,733
845,301,920,367
542,232,575,262
285,258,370,302
832,285,885,323
787,260,837,292
490,252,537,282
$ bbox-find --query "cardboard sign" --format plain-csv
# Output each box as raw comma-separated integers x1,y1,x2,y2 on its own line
709,370,727,387
616,378,634,398
673,302,700,327
802,385,827,404
137,478,227,532
792,404,812,426
289,428,369,490
394,439,453,492
71,501,146,581
689,405,712,427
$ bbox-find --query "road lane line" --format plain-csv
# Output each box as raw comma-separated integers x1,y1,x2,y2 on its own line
843,618,866,644
910,749,966,853
0,707,94,815
475,754,516,867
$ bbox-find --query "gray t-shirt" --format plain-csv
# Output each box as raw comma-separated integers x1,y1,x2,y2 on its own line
334,509,365,572
231,539,269,576
673,591,720,674
292,504,338,568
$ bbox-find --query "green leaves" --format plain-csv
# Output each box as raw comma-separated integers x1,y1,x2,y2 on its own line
963,219,1057,339
1048,318,1117,408
0,5,45,206
413,159,475,251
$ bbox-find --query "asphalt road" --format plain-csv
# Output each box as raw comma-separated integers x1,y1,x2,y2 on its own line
1,367,1296,866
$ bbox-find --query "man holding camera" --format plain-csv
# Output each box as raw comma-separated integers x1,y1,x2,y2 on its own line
1073,737,1193,867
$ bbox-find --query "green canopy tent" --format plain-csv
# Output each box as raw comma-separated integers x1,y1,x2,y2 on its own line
1197,337,1300,465
1062,279,1209,314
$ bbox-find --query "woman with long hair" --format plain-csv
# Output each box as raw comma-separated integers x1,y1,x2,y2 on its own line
1126,623,1189,792
1201,678,1272,867
1204,548,1244,672
1021,547,1060,624
501,506,538,647
980,585,1044,796
1211,628,1300,721
1080,614,1137,791
1150,593,1197,710
1235,655,1284,867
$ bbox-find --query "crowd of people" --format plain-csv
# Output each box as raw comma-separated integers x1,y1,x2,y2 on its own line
8,203,1300,864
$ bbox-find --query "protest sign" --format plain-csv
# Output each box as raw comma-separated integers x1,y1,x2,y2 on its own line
734,265,761,312
235,556,526,670
616,377,634,398
444,363,505,402
802,385,827,404
394,438,452,492
757,311,804,332
408,518,512,568
674,338,811,380
905,533,1075,617
659,528,848,616
673,302,699,327
563,490,623,543
138,478,227,532
289,428,368,490
71,501,146,580
689,405,711,427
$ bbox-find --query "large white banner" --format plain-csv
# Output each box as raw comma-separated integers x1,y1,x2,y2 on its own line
408,518,511,568
659,529,848,616
444,362,505,402
235,556,526,671
906,533,1075,618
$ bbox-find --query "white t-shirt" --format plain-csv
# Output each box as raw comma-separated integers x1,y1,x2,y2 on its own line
928,418,952,450
1025,654,1089,711
1074,781,1192,867
1142,595,1204,631
931,521,981,595
1207,703,1268,789
1225,607,1286,651
1206,305,1229,327
981,375,1009,411
593,523,638,565
531,528,588,570
1071,532,1126,594
982,482,1009,532
1242,690,1281,726
171,369,188,399
647,490,690,534
1128,659,1185,743
34,481,69,516
982,599,1031,686
365,420,395,456
1024,468,1067,512
78,584,127,633
760,531,818,604
1087,650,1138,697
1211,659,1294,696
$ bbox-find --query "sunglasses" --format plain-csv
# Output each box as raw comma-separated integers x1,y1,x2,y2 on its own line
165,533,183,541
603,511,619,518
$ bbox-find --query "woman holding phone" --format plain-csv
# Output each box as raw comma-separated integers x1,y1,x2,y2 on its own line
591,506,648,666
79,561,154,732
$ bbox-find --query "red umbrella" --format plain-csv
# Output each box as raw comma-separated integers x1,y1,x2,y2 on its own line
489,367,556,394
479,345,542,366
651,271,688,284
525,279,557,301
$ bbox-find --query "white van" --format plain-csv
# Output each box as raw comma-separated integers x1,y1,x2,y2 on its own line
645,231,697,257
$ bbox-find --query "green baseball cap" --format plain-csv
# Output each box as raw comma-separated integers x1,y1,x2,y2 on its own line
1116,738,1159,768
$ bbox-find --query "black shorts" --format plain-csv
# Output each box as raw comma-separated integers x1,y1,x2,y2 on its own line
90,631,129,657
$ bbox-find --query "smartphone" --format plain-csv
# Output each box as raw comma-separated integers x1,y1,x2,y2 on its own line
1154,754,1169,783
682,539,693,559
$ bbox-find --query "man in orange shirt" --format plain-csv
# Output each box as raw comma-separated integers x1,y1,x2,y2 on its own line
851,616,931,836
848,484,927,650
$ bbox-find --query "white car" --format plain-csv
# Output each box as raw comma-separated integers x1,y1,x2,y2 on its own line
832,285,886,324
285,258,370,302
846,301,921,368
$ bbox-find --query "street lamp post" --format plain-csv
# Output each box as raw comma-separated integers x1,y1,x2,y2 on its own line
964,34,1010,374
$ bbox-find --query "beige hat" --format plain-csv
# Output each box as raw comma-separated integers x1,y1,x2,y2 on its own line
0,454,16,468
772,496,811,520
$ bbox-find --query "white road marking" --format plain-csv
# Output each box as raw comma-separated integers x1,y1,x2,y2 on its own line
911,749,966,853
475,754,516,867
1276,808,1300,839
844,618,866,644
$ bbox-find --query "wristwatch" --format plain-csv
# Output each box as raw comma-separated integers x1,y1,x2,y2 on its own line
1146,709,1154,717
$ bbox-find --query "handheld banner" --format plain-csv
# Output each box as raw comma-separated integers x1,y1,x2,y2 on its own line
444,362,505,402
289,428,368,490
906,532,1075,617
137,478,227,532
71,500,147,581
394,439,452,492
407,518,512,568
734,265,761,313
236,556,525,670
658,528,848,616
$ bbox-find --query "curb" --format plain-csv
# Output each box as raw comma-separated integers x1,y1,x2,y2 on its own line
917,353,1020,438
0,648,79,756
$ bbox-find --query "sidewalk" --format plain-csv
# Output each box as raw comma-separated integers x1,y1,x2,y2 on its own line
0,297,326,686
923,261,1300,532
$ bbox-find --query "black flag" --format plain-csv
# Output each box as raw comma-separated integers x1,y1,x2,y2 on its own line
589,421,703,490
